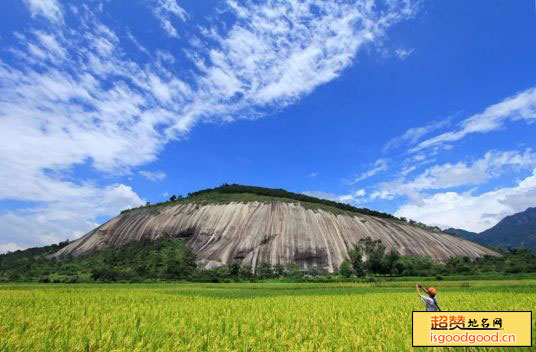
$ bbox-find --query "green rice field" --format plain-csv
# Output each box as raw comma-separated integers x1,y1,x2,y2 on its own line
0,280,534,351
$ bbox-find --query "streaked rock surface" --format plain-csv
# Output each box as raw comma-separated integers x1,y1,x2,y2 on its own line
53,201,498,271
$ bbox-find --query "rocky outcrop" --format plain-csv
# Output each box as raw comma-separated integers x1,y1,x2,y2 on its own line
53,201,498,272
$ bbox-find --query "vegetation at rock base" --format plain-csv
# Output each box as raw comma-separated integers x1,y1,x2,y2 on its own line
0,239,196,283
1,236,535,283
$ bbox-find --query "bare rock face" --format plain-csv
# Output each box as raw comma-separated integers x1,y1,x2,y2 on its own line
53,201,498,272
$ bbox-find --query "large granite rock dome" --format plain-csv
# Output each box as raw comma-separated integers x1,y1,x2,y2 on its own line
53,201,498,272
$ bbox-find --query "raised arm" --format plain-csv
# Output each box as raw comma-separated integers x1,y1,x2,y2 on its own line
416,284,429,296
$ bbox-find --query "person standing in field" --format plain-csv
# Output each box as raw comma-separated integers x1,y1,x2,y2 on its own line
416,284,441,311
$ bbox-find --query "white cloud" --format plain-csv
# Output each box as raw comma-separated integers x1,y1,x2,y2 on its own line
153,0,188,37
340,189,368,204
139,170,167,182
395,168,536,232
303,189,367,204
302,191,341,202
412,87,536,152
126,31,149,56
338,194,355,202
32,30,67,62
355,189,366,196
410,149,536,189
0,1,416,249
0,242,24,254
166,0,417,135
308,172,318,178
400,165,417,176
161,19,178,37
394,47,414,60
0,184,143,249
23,0,63,24
372,149,536,200
384,118,450,152
157,0,187,20
351,159,389,184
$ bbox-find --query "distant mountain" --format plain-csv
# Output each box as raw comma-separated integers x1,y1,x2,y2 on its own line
448,207,536,251
480,207,536,250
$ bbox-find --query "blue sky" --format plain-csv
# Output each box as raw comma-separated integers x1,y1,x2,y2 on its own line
1,0,535,252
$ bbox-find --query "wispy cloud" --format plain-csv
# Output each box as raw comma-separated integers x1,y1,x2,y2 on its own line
153,0,188,37
351,159,389,184
394,47,414,60
1,0,417,249
157,0,187,20
350,87,536,230
23,0,63,24
371,148,536,201
0,184,143,249
139,170,167,182
383,118,451,152
302,189,367,204
339,189,367,204
395,168,536,232
302,191,341,202
411,87,536,152
165,0,417,135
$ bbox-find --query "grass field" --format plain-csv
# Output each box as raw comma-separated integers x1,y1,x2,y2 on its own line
0,280,534,351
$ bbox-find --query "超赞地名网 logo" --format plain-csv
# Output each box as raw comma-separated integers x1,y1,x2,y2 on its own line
412,311,532,347
430,315,502,330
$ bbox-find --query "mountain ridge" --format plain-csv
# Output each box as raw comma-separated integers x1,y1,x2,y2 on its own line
447,207,536,251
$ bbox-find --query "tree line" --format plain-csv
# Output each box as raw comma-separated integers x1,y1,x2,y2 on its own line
123,183,399,221
121,184,446,234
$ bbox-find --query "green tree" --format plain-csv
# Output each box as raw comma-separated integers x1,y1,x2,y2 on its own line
228,262,241,277
135,264,149,277
286,264,304,279
357,237,387,274
274,262,285,277
384,249,401,275
348,245,365,277
238,265,253,280
339,259,354,278
307,266,322,277
256,262,273,279
165,258,185,279
183,246,197,275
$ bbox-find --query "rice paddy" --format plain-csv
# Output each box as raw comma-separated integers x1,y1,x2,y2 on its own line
0,280,534,351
